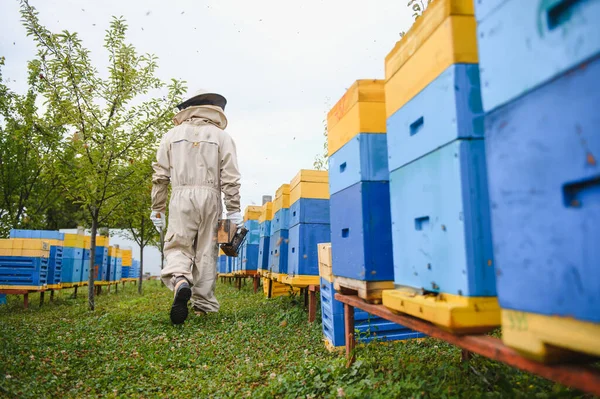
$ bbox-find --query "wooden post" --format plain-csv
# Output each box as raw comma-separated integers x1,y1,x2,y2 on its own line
461,349,473,362
253,276,259,293
304,288,309,308
23,293,29,309
115,282,118,294
344,303,356,368
50,290,54,302
267,278,272,299
308,285,317,323
39,291,44,307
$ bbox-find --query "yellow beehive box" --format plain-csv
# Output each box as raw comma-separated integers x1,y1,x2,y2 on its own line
0,239,51,257
244,205,262,222
96,235,109,247
63,233,86,248
83,236,91,250
122,248,133,266
385,0,478,117
327,80,386,156
219,248,225,256
273,184,291,213
290,170,329,205
109,246,119,258
259,202,274,223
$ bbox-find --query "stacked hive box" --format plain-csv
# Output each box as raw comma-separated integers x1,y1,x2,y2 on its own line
130,259,140,280
269,184,291,282
258,202,273,277
218,249,227,275
114,247,123,283
381,0,499,334
327,80,395,302
241,206,261,276
318,243,424,350
121,248,133,281
475,0,600,361
0,239,50,289
282,170,330,287
93,236,110,283
62,234,85,288
9,230,64,289
81,236,91,285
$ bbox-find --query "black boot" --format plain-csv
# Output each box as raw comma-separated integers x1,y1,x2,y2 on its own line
170,276,191,325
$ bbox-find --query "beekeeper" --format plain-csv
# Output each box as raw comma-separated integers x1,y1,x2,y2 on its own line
150,89,242,325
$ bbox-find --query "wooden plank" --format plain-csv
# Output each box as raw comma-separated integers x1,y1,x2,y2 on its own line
335,293,600,397
344,303,356,368
333,276,394,304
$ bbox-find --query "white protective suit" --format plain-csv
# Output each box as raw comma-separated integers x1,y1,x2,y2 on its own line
151,105,241,313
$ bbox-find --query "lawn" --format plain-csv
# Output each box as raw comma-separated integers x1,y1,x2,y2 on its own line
0,280,592,398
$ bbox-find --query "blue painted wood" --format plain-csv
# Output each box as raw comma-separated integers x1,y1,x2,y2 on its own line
330,181,395,282
485,56,600,322
62,247,83,260
9,229,64,240
242,244,259,272
61,257,82,284
258,235,270,271
0,256,48,286
81,248,90,283
0,294,6,305
244,220,260,245
328,134,390,195
477,0,600,112
288,223,331,277
272,208,290,233
320,277,425,347
389,139,495,296
387,64,484,172
268,229,289,275
474,0,506,22
94,246,109,281
259,220,272,238
289,198,330,228
46,246,63,285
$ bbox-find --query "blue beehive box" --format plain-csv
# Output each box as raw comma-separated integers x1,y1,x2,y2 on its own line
388,139,495,296
289,199,330,227
271,208,290,233
258,234,270,272
61,246,83,285
320,278,425,348
328,134,390,195
288,223,330,277
244,220,260,245
486,55,600,323
242,244,259,272
81,245,90,284
475,0,600,113
269,229,289,275
386,63,484,172
218,255,227,274
9,230,64,288
0,256,49,287
330,181,394,282
0,294,6,305
260,220,271,238
114,256,122,282
94,246,108,281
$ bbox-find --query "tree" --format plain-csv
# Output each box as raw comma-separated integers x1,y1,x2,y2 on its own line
313,117,328,171
0,57,69,237
112,156,160,294
400,0,435,37
20,0,185,310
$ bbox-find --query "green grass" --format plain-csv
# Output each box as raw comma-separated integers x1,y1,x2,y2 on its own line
0,281,594,398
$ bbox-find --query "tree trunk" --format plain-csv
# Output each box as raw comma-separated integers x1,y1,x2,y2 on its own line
88,216,98,311
138,218,144,295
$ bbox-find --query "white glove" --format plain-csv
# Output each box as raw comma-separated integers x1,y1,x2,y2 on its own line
227,211,243,227
150,211,165,232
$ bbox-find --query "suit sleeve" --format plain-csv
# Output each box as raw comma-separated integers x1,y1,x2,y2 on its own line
220,133,241,213
151,135,171,213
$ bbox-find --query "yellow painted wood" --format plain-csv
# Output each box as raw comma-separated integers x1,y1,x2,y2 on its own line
122,249,133,266
83,236,91,250
385,0,475,81
502,309,600,363
290,181,330,205
259,202,274,222
0,239,51,251
0,285,46,290
63,234,86,248
273,194,290,213
96,236,109,247
0,249,50,257
327,80,387,156
275,184,290,198
290,170,329,188
382,287,500,334
46,284,62,290
281,274,320,288
385,15,478,117
244,205,262,222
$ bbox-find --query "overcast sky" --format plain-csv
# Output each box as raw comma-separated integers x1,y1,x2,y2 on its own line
1,0,415,273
